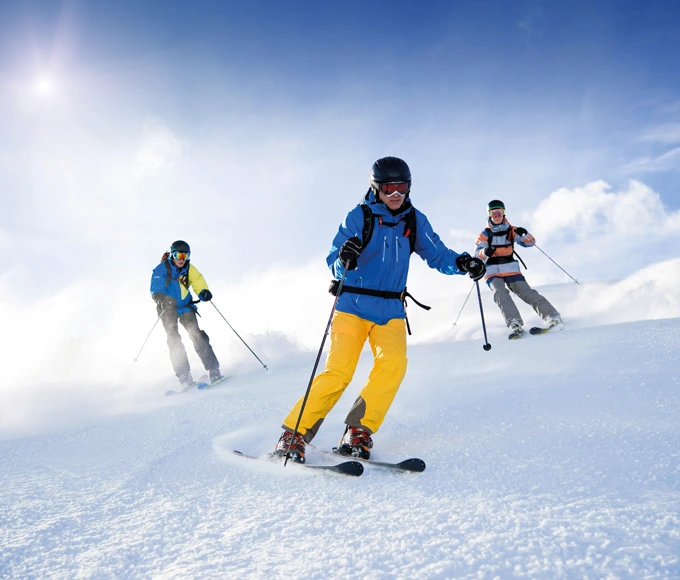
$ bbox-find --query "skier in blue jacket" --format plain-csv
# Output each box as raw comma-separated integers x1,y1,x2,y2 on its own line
273,157,485,463
150,240,221,390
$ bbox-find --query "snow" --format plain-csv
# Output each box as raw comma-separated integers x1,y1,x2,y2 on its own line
2,262,680,578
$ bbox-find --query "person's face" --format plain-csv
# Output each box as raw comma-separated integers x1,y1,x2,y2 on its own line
377,182,409,211
489,209,505,224
171,251,189,267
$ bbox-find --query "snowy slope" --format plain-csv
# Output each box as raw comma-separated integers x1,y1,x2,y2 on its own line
2,271,680,579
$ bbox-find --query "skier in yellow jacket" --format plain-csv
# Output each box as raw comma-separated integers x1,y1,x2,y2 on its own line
150,240,222,389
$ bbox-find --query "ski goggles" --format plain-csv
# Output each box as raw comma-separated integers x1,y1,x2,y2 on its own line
379,182,410,197
171,251,190,261
488,209,505,218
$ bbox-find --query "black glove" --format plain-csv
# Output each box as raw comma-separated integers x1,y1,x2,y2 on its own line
456,254,486,281
483,246,496,257
198,289,212,302
339,236,363,270
153,292,176,310
514,227,528,237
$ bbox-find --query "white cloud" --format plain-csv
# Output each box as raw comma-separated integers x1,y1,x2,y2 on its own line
530,180,677,240
516,180,680,284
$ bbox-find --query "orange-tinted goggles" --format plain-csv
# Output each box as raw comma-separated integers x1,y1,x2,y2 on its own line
379,182,410,197
488,209,505,218
171,251,190,261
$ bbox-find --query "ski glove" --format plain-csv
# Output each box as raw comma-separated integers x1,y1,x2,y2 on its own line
514,227,528,237
198,289,212,302
153,292,176,311
483,246,496,257
339,236,363,270
455,254,486,281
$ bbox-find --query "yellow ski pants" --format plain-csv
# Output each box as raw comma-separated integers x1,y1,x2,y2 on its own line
282,311,408,442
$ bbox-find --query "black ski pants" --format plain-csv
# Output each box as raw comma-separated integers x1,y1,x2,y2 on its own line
159,307,219,378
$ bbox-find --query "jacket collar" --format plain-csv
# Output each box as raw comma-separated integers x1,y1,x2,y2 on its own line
363,189,412,219
488,217,510,231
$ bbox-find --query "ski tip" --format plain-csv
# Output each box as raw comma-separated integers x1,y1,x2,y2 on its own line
197,376,228,390
233,449,261,460
529,326,550,335
302,460,364,476
335,461,364,476
397,458,426,472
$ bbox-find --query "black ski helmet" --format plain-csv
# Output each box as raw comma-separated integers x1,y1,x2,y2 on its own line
170,240,191,254
369,157,412,196
487,200,505,212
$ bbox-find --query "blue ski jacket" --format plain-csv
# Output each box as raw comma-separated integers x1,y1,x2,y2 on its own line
150,259,209,316
329,192,467,325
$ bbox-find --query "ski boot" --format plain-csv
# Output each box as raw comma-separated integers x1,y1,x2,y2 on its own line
177,372,195,392
209,368,223,383
508,320,525,340
272,430,306,464
336,426,373,460
548,315,563,328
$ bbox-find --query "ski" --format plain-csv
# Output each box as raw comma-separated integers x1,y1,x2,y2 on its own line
197,376,228,390
508,329,525,340
529,326,550,335
321,449,426,472
232,450,364,476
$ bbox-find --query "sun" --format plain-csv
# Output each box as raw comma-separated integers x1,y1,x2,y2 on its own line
34,76,54,96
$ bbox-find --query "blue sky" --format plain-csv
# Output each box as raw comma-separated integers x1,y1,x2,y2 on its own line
1,0,679,299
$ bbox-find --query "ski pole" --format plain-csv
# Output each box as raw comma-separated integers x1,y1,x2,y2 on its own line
133,311,163,362
210,301,269,371
475,280,492,351
284,262,351,467
452,282,475,327
533,243,579,284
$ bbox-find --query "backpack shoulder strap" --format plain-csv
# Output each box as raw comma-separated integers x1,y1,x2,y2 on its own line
179,263,190,290
360,204,375,248
405,207,417,253
163,256,172,288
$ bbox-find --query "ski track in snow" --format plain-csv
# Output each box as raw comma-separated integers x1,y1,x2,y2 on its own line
2,317,680,578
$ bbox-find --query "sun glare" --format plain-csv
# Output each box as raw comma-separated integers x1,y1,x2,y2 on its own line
35,77,54,96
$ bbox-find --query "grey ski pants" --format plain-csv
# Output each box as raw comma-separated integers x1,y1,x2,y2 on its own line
489,277,559,328
159,308,219,378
